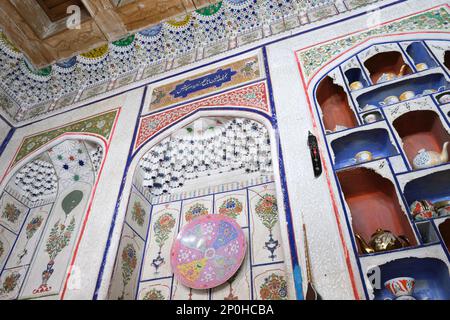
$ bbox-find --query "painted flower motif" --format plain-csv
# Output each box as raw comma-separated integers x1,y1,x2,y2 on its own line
255,194,278,231
154,213,176,247
185,203,209,222
259,274,288,300
0,272,21,295
45,217,76,261
224,239,240,255
25,216,44,240
143,288,165,300
2,203,21,223
121,243,137,285
219,198,243,219
131,201,146,227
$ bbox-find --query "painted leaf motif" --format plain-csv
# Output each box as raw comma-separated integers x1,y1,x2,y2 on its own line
62,190,83,216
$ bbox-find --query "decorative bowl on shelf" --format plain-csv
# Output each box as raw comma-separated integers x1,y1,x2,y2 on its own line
385,277,416,299
352,151,374,164
399,91,416,101
416,63,429,71
379,95,400,106
435,200,450,217
350,81,364,91
438,93,450,105
410,200,438,221
363,113,380,124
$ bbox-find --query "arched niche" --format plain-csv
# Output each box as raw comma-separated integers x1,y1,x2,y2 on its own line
337,167,417,255
0,138,104,300
316,76,358,132
439,219,450,253
392,110,450,167
107,115,295,301
363,51,413,84
444,51,450,71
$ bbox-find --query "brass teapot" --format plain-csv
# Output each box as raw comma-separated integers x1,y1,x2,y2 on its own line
355,229,410,254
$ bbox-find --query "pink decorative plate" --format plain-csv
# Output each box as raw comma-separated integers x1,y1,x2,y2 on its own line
171,214,246,289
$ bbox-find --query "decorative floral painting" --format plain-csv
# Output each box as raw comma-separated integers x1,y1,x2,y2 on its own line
0,193,27,233
125,190,151,238
215,191,248,227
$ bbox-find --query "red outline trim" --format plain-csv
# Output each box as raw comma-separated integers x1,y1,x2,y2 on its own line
59,108,121,299
293,4,450,300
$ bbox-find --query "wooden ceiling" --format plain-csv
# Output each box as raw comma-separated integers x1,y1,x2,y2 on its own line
36,0,86,22
0,0,219,68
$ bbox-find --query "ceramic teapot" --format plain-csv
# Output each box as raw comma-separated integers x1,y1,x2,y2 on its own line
355,229,410,254
412,142,449,170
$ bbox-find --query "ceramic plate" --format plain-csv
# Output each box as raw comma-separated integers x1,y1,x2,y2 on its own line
171,214,246,289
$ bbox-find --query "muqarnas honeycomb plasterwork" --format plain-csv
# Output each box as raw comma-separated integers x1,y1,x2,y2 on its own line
0,0,386,123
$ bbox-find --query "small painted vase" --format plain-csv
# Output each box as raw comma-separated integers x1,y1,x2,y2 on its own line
410,200,438,221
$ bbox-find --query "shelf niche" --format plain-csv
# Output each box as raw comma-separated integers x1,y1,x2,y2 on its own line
331,128,397,170
439,218,450,253
370,257,450,300
403,169,450,206
337,167,417,255
406,42,438,69
392,110,450,167
444,51,450,71
345,68,368,89
316,76,358,132
364,51,413,84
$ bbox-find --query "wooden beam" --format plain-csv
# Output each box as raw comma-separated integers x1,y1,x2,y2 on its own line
81,0,128,41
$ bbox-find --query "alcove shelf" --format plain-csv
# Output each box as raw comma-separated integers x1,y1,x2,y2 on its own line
370,257,450,300
406,42,438,70
331,128,398,170
438,218,450,253
317,76,358,133
336,167,417,255
363,51,413,85
355,73,449,109
392,110,450,168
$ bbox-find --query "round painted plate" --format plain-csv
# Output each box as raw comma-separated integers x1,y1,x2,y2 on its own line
171,214,246,289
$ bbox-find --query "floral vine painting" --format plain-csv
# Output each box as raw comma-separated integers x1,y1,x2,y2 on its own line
142,288,165,300
17,215,44,263
255,193,280,261
33,217,76,294
0,272,21,296
2,203,21,223
259,273,288,300
152,213,176,273
219,198,243,219
185,203,209,222
0,240,4,259
131,201,146,227
119,243,137,300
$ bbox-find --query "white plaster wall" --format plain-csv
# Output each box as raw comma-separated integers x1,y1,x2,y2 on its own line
265,0,450,299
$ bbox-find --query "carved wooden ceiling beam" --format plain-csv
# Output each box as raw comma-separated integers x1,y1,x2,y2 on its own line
0,0,219,68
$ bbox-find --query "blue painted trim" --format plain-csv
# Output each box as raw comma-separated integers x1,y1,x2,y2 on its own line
0,127,15,157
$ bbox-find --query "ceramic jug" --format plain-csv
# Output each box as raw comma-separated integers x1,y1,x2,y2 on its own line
412,142,449,169
355,229,410,254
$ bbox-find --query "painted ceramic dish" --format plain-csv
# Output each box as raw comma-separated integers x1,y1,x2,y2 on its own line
171,214,246,289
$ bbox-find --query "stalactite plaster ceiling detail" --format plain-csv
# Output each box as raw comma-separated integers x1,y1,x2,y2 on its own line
0,0,386,124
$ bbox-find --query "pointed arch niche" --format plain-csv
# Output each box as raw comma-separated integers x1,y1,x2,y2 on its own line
107,114,295,300
0,138,104,300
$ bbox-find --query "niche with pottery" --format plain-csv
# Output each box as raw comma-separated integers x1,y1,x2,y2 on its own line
392,110,450,170
403,169,450,217
316,76,358,133
330,128,398,170
336,166,417,255
356,73,449,108
363,51,413,85
370,257,450,300
345,68,368,91
405,42,438,71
